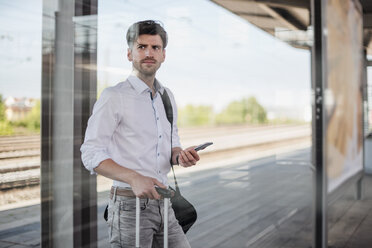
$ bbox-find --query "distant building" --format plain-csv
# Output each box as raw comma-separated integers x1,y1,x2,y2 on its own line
4,97,36,121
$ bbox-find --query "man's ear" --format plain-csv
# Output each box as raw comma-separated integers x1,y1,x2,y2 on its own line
127,48,133,61
161,49,166,62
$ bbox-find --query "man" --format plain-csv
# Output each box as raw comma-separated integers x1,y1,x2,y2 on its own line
81,20,199,247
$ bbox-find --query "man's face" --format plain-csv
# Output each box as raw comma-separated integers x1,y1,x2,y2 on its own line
127,34,166,77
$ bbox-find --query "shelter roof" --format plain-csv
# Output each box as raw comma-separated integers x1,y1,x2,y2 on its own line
211,0,372,54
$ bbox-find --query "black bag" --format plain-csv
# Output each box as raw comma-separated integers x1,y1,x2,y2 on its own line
169,184,197,233
103,88,197,233
161,89,197,233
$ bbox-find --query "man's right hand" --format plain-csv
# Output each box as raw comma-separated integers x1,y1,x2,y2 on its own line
94,159,167,199
130,173,167,200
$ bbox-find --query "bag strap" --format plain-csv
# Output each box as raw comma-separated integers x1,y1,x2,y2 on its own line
160,89,181,194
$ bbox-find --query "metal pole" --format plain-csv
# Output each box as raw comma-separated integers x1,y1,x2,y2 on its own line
311,0,327,247
164,198,169,248
356,178,363,200
136,197,140,248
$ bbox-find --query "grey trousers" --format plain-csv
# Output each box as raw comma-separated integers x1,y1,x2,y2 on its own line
107,193,191,248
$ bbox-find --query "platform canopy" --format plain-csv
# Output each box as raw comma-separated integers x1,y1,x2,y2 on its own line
211,0,372,54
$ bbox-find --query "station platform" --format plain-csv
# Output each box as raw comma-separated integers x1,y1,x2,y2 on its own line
0,148,371,248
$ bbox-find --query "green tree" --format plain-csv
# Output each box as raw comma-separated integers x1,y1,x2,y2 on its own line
178,104,214,127
245,97,267,124
0,94,13,135
11,99,41,133
24,100,41,132
0,121,13,135
0,94,5,121
216,96,267,125
215,100,246,125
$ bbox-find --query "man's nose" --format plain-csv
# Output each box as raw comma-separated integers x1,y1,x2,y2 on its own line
145,48,154,57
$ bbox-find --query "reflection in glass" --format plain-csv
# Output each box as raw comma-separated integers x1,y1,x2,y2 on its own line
96,0,312,247
0,0,42,247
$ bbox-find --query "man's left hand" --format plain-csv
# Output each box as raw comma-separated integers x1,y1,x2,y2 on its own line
178,146,200,167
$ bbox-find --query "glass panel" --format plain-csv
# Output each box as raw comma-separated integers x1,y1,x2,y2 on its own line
96,0,313,247
0,0,42,247
368,67,372,132
325,1,367,247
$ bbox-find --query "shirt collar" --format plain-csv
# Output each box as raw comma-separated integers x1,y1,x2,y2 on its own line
127,75,165,95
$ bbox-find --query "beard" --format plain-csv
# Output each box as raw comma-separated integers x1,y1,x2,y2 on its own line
133,59,161,77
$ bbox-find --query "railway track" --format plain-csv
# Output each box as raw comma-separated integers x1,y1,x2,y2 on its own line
0,125,311,191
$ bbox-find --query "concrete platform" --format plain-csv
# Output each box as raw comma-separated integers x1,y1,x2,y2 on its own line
1,148,372,248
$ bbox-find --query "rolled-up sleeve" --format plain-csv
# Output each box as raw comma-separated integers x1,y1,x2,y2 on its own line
80,88,121,174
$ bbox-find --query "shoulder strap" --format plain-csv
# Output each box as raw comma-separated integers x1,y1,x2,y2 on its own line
160,89,180,193
160,89,173,125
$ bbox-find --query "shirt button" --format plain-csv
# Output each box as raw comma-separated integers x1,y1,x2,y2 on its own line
159,135,162,138
158,170,161,174
157,153,160,156
157,117,159,120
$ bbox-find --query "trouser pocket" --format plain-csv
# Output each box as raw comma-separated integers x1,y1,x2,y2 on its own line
118,198,149,247
107,201,121,246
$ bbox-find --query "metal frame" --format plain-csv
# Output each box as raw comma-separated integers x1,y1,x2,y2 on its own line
311,0,327,247
41,1,57,246
73,1,98,246
41,0,97,247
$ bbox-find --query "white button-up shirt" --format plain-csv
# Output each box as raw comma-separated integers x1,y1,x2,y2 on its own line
80,75,181,188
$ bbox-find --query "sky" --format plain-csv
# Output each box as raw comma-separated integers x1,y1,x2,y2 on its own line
0,0,312,116
0,0,42,100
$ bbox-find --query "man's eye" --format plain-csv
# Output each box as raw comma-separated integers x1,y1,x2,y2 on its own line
153,46,160,50
138,45,145,49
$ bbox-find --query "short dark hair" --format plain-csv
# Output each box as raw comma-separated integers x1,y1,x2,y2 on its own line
126,20,168,48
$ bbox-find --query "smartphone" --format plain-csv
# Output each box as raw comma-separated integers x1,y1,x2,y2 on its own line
155,187,173,198
194,142,213,151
